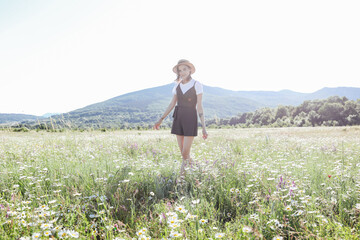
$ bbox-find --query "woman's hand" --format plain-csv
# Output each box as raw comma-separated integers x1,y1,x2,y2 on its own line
202,128,208,140
153,119,162,130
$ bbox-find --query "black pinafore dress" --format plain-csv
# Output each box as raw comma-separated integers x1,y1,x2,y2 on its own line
171,81,198,136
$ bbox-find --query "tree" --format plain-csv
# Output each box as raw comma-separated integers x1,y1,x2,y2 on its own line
308,110,321,126
318,102,344,123
275,105,289,120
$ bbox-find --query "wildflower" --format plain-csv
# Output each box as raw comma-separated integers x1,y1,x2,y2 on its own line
32,232,41,239
40,223,53,230
175,205,186,212
180,208,188,214
136,230,145,236
167,215,178,225
230,188,235,193
273,237,283,240
191,199,200,204
58,230,68,239
99,210,105,214
215,233,225,238
20,219,27,226
166,212,177,217
67,230,79,238
169,222,181,229
53,226,62,232
242,226,252,233
43,230,52,237
284,205,292,211
355,203,360,210
170,231,182,238
128,172,134,176
199,219,208,224
185,213,197,220
150,192,155,196
292,210,304,216
40,205,49,210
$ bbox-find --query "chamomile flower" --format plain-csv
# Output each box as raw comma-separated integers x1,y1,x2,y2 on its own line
273,236,283,240
169,223,181,229
215,233,225,238
53,226,62,232
32,232,41,239
191,199,200,204
43,230,52,237
175,205,186,212
67,230,80,238
185,213,197,220
58,230,68,239
284,205,292,211
242,226,252,233
40,223,53,230
136,230,145,236
138,236,151,240
170,231,182,238
167,216,178,225
199,219,208,224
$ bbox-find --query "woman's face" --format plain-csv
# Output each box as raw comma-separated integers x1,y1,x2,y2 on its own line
177,65,191,80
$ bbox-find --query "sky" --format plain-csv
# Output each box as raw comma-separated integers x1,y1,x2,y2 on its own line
1,0,359,116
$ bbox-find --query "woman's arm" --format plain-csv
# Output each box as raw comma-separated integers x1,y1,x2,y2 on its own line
154,94,177,129
196,93,208,139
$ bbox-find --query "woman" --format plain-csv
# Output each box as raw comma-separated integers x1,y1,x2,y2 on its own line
154,59,208,175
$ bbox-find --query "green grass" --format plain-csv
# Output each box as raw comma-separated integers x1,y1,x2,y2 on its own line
0,127,359,239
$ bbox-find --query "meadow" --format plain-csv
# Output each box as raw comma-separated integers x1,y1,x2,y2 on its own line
0,127,359,239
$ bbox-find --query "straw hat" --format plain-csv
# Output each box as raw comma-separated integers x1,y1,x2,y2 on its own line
172,59,196,74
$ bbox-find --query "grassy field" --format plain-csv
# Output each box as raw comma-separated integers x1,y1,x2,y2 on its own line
1,127,359,239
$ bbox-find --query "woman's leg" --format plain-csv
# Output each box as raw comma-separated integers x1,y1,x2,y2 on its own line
181,136,194,160
179,136,194,176
176,135,184,154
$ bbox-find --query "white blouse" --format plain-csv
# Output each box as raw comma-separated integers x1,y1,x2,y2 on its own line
172,79,204,95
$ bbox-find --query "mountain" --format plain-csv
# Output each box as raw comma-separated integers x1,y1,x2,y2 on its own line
42,113,61,118
307,87,360,101
5,85,360,128
0,113,42,125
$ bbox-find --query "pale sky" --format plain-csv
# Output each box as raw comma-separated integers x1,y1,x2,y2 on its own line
1,0,359,116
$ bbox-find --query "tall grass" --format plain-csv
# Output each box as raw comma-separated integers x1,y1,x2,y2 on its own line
0,127,359,239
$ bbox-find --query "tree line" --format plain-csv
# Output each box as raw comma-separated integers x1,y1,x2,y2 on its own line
207,96,360,128
5,95,360,131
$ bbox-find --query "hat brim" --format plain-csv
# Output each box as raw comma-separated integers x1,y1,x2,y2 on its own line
172,62,196,74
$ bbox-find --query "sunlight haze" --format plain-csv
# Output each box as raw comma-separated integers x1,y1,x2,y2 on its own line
1,0,359,116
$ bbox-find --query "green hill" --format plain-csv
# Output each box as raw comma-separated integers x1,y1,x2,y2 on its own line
4,85,360,129
0,113,41,125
